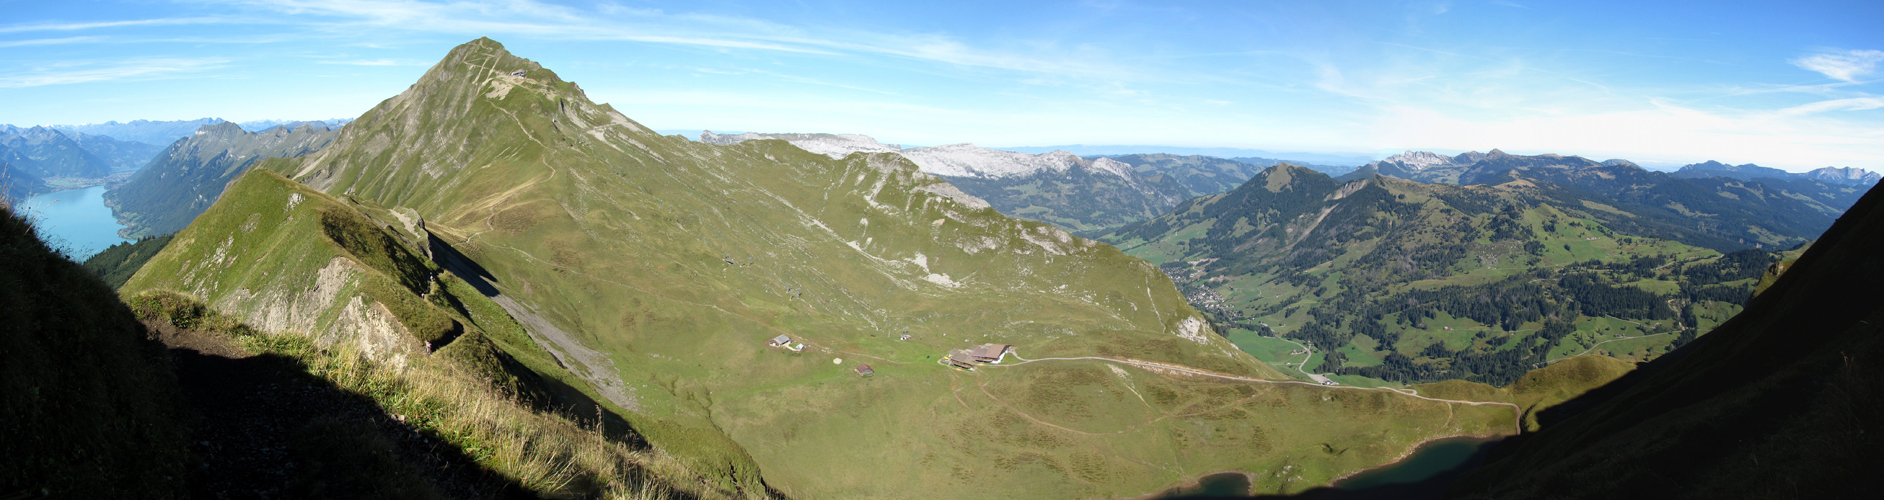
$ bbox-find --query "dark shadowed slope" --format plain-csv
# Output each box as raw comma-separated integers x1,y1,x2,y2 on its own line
1448,182,1884,499
0,203,189,498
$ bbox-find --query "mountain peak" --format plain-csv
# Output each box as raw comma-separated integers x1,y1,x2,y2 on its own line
196,121,246,136
1380,150,1455,171
1802,166,1882,185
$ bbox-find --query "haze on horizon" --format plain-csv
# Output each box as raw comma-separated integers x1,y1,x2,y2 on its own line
1,0,1880,171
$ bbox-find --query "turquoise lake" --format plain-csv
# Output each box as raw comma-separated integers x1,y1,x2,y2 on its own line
15,186,132,261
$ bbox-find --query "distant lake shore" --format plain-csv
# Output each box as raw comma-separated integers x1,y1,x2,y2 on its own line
15,185,134,260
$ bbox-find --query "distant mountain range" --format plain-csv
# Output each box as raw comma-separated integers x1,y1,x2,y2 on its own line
700,131,1196,231
1352,150,1880,188
0,125,118,179
1672,160,1880,185
105,122,341,238
0,118,354,199
697,132,1367,233
49,118,352,147
51,119,224,147
234,119,353,133
999,144,1378,166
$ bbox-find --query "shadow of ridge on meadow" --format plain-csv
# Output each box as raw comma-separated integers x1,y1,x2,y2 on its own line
429,232,500,297
165,341,569,499
1158,435,1505,500
424,231,652,451
1158,471,1473,500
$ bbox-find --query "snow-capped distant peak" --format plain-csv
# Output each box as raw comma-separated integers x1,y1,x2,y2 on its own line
1381,150,1455,171
699,130,900,159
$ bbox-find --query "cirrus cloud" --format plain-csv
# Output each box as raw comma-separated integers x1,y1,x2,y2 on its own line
1791,49,1884,82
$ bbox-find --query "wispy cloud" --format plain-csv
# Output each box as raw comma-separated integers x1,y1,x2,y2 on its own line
1777,97,1884,116
204,0,1136,79
1791,49,1884,82
0,58,229,88
0,17,226,33
316,58,428,66
0,36,104,47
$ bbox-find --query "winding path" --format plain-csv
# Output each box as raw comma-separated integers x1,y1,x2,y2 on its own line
1265,336,1333,384
982,351,1524,434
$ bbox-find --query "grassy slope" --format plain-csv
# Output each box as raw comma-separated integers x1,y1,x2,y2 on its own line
0,204,188,497
131,37,1523,498
1448,180,1884,499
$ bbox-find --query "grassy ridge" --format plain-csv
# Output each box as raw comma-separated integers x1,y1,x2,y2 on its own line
123,169,467,350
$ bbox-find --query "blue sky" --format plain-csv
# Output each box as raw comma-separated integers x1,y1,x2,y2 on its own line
2,0,1881,170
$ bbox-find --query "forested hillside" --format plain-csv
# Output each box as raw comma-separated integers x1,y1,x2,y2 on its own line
1103,161,1822,386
